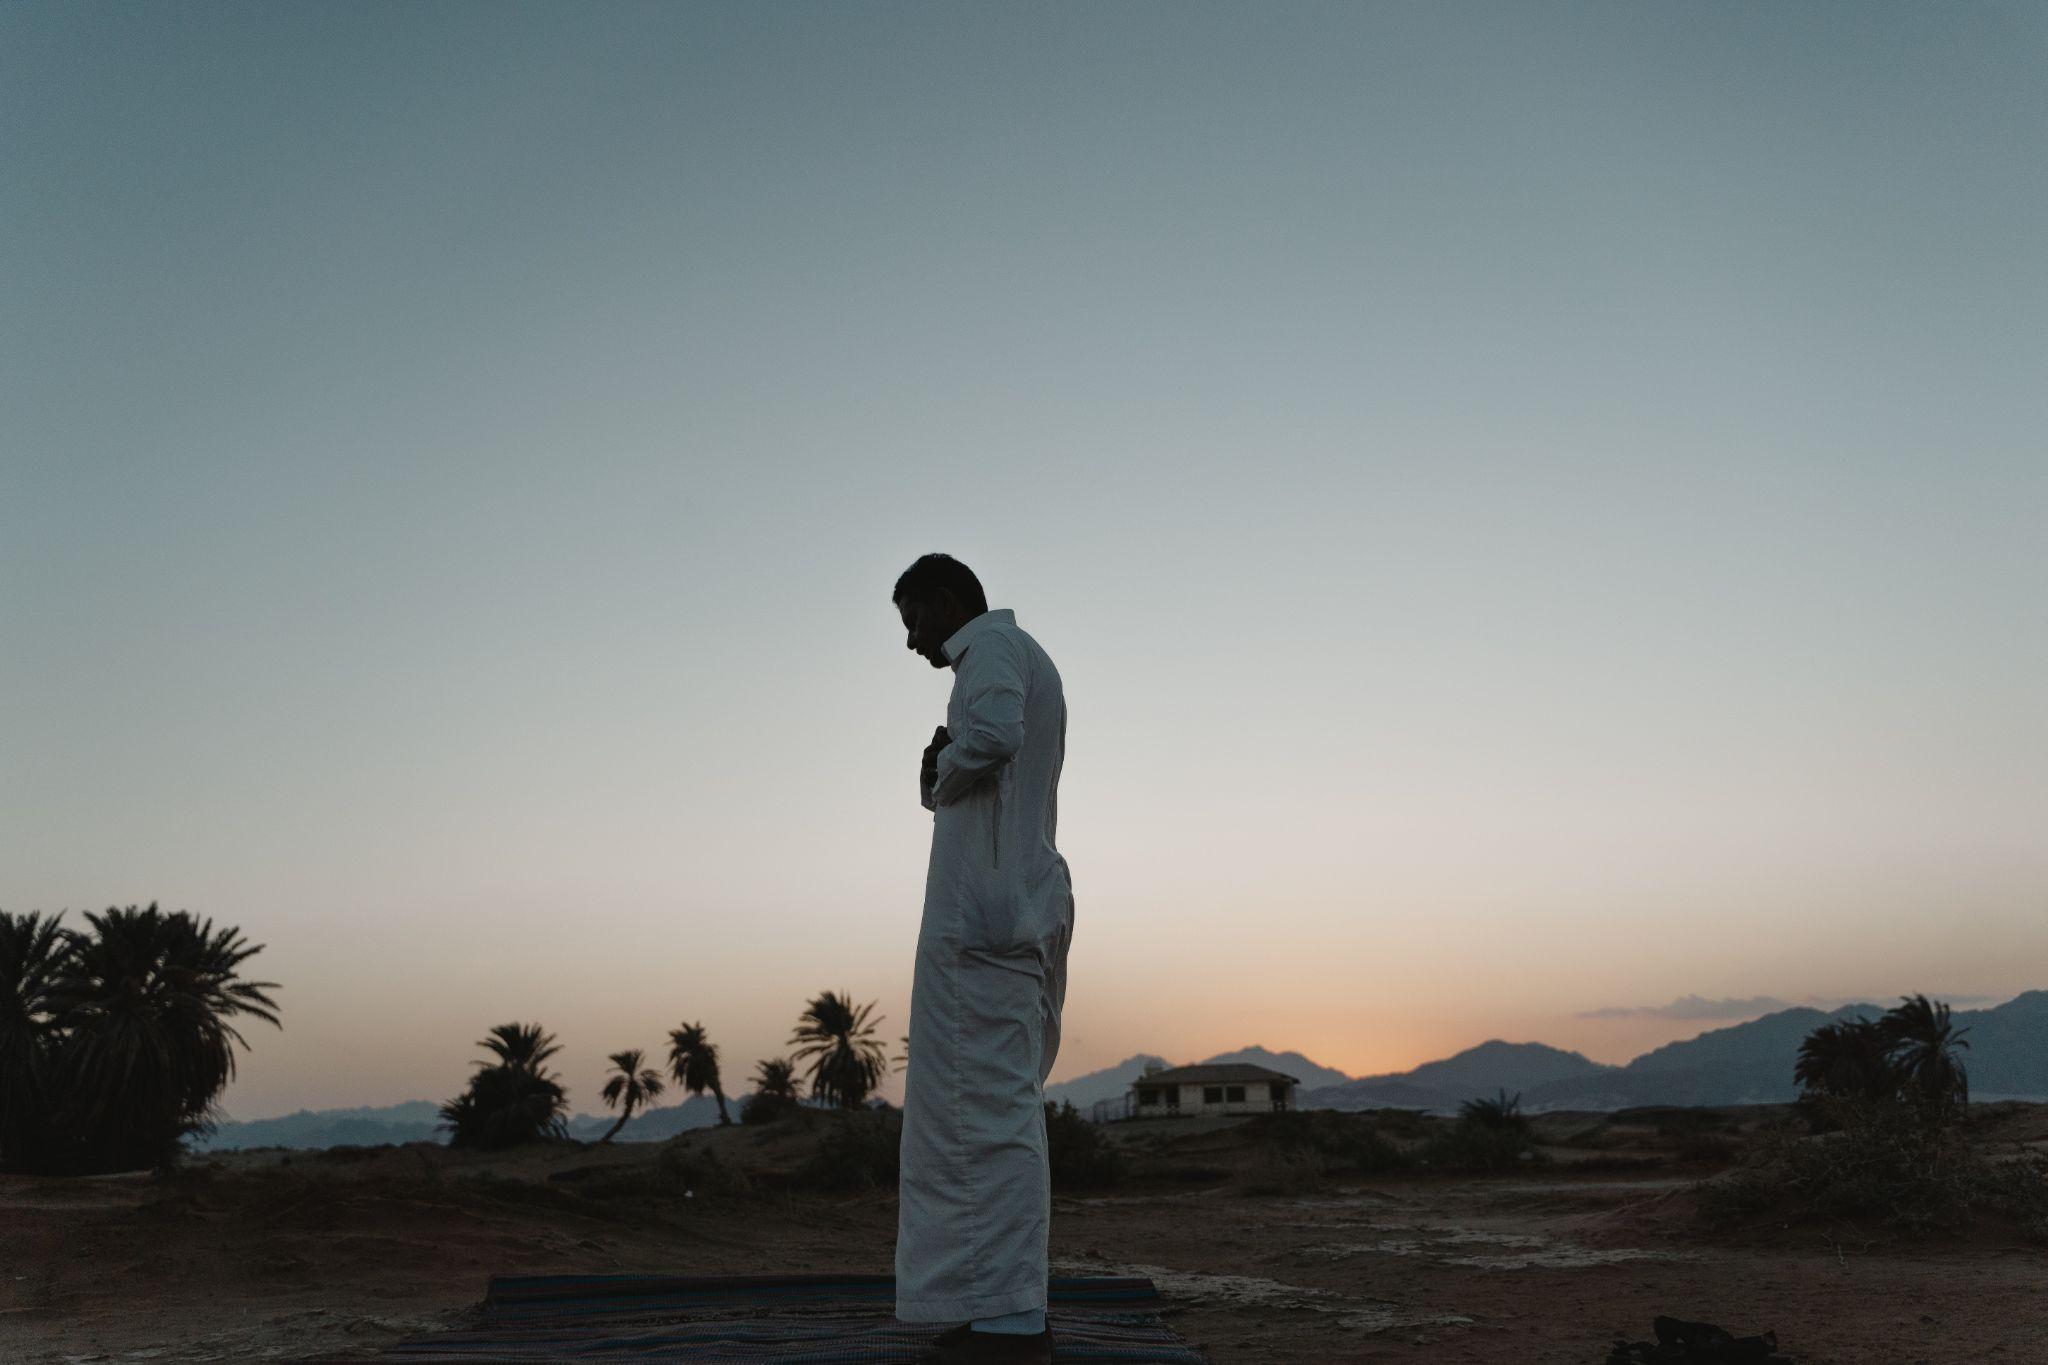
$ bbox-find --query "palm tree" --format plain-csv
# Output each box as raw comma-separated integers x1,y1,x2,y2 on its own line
1795,1017,1900,1103
1457,1090,1527,1131
42,904,281,1173
0,912,68,1172
439,1064,570,1149
1881,994,1971,1113
667,1021,731,1125
789,991,890,1109
754,1056,801,1102
894,1033,909,1075
479,1022,563,1076
440,1020,571,1149
598,1049,666,1143
741,1056,803,1125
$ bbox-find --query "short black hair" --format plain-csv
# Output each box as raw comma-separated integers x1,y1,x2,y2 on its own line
892,553,988,615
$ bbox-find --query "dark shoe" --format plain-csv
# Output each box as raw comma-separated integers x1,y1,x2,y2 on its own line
930,1325,1053,1365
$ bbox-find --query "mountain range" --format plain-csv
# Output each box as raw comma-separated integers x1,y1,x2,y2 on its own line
1050,993,2048,1116
197,993,2048,1149
1042,1046,1352,1113
192,1092,729,1152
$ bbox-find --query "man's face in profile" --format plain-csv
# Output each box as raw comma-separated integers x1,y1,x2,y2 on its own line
898,595,954,669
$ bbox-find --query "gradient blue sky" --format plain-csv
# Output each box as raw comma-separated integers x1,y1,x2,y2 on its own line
5,3,2044,1120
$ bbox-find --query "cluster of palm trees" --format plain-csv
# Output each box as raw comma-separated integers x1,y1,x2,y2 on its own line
438,1023,572,1148
1795,994,1972,1117
0,905,281,1175
444,989,900,1149
592,1021,728,1143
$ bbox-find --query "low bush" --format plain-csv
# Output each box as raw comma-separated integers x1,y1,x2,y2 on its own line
1421,1123,1542,1171
740,1092,798,1126
1245,1142,1329,1195
1420,1091,1543,1172
1615,1106,1731,1138
1247,1109,1410,1175
1699,1096,2048,1239
798,1109,902,1190
657,1141,751,1196
1045,1101,1124,1189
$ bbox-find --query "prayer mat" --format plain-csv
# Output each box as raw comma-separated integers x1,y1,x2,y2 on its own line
313,1272,1212,1363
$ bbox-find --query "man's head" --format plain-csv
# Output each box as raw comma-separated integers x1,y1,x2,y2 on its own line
893,553,988,669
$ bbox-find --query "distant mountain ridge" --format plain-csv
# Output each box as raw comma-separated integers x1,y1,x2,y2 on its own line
1305,994,2048,1114
1307,1041,1608,1113
1043,1045,1351,1113
201,993,2048,1149
193,1093,727,1152
192,1101,445,1151
1196,1046,1353,1090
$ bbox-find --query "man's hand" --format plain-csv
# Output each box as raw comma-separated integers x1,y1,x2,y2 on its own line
920,725,951,808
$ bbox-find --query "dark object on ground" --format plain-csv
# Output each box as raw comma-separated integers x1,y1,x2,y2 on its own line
1608,1315,1793,1363
930,1322,1054,1364
299,1272,1208,1362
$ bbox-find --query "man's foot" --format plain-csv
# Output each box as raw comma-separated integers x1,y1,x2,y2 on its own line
929,1324,1053,1364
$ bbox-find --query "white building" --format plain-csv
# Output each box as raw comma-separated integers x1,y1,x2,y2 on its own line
1126,1063,1300,1118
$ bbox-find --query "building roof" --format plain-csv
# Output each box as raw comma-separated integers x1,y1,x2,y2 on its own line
1131,1064,1300,1088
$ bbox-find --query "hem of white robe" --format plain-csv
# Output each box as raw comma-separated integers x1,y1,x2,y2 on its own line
894,1283,1047,1323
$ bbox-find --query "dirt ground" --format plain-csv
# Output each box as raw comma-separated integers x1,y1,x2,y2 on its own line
7,1105,2047,1364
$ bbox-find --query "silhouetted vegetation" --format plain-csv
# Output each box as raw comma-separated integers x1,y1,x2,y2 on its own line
667,1021,730,1125
1420,1089,1543,1171
0,905,280,1175
439,1022,570,1150
1795,995,1972,1122
740,1056,802,1125
789,991,890,1109
597,1048,665,1143
1246,1108,1410,1176
1705,995,2035,1237
787,1100,1115,1193
799,1107,902,1189
1046,1099,1125,1188
1702,1094,2048,1239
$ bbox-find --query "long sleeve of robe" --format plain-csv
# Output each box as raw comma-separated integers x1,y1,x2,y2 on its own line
895,608,1075,1324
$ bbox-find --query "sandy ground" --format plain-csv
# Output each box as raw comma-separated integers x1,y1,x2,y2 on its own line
7,1105,2047,1364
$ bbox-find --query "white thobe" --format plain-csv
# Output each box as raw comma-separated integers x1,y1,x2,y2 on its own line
895,608,1074,1323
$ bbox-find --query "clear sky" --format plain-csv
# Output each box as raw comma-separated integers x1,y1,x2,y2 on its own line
5,3,2043,1120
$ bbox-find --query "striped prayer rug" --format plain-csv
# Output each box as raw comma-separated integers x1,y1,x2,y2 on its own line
319,1272,1212,1363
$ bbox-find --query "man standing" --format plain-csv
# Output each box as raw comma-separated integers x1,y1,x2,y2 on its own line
892,553,1073,1365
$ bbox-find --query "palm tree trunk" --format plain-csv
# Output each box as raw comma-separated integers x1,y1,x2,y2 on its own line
600,1101,635,1144
713,1083,731,1125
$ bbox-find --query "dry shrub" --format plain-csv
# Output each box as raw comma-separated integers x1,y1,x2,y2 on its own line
797,1109,902,1190
1247,1110,1410,1176
787,1102,1122,1193
1616,1106,1732,1138
1364,1107,1435,1141
1046,1101,1124,1189
657,1141,751,1196
1700,1096,2048,1239
1419,1093,1544,1173
1420,1123,1543,1172
1245,1142,1329,1195
740,1092,798,1125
